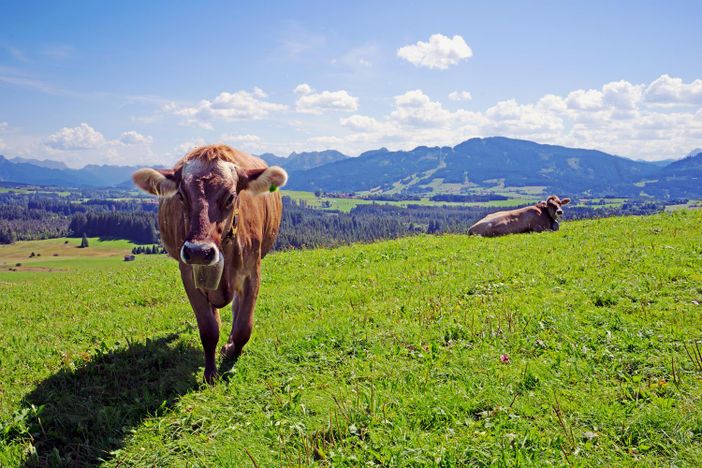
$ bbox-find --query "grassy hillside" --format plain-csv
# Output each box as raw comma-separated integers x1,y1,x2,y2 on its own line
1,211,701,465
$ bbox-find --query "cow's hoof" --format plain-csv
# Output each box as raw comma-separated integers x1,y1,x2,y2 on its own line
220,343,242,360
204,368,218,384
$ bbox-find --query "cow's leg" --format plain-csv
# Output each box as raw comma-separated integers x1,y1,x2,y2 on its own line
181,268,220,383
222,269,260,359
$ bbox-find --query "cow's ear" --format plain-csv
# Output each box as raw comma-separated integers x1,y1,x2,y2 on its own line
238,166,288,194
133,168,177,197
536,200,547,208
560,197,571,205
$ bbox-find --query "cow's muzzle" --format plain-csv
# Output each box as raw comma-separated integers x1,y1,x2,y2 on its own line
181,241,219,266
181,241,224,290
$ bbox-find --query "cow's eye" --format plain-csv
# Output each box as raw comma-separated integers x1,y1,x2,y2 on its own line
224,194,235,207
176,191,184,202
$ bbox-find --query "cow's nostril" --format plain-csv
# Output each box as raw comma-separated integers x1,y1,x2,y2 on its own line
181,247,191,262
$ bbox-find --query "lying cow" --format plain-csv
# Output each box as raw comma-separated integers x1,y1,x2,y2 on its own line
468,195,571,237
133,144,287,382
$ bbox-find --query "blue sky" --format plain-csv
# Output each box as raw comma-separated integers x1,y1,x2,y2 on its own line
1,1,701,167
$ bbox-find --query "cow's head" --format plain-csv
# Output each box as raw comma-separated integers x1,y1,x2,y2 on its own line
132,145,287,268
541,195,570,220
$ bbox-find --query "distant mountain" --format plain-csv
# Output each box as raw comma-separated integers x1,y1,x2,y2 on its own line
10,157,70,170
1,139,700,198
0,155,140,187
259,150,349,172
285,137,662,196
639,151,702,197
79,164,143,187
0,156,88,186
635,158,677,167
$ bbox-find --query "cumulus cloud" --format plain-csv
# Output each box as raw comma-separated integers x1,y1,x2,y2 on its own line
220,134,261,143
448,90,472,101
175,138,206,154
389,90,471,128
171,88,287,128
313,74,702,160
220,133,264,151
397,34,473,70
565,89,605,111
644,74,702,106
340,115,387,132
119,130,153,145
45,123,106,150
295,88,359,114
294,83,314,95
602,80,644,110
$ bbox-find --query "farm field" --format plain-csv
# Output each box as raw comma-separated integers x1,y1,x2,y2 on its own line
0,238,138,282
283,190,537,213
0,211,701,465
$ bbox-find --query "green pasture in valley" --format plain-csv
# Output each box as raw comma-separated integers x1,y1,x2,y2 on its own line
282,190,536,213
0,237,137,282
0,211,701,466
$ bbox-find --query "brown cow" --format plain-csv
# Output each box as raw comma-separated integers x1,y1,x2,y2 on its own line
468,195,571,237
133,144,287,382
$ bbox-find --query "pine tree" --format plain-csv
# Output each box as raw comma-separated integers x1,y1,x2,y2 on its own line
80,233,89,248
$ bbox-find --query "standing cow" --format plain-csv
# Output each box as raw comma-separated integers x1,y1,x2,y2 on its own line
468,195,571,237
133,145,287,382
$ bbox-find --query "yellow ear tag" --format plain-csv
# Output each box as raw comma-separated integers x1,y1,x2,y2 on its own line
269,184,278,192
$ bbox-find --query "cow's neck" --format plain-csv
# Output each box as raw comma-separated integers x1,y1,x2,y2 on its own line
222,200,240,243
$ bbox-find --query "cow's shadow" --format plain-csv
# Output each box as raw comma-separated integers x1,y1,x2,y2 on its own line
19,330,201,467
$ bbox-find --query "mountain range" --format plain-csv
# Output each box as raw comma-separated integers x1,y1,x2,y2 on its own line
1,137,700,198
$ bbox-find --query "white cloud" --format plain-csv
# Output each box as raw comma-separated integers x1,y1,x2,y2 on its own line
397,34,473,70
602,80,644,110
45,123,106,150
0,122,8,132
171,88,287,128
119,130,153,145
296,89,359,114
565,89,604,111
175,138,206,155
448,90,472,101
294,83,314,95
644,74,702,106
220,134,261,143
219,133,264,151
340,115,387,132
307,74,702,160
390,90,454,127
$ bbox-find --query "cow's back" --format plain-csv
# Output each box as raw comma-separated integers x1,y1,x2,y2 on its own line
468,206,539,237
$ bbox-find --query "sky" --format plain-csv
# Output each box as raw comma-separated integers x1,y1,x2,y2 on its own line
1,0,701,168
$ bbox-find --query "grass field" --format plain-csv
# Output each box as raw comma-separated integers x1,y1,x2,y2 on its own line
1,211,701,465
0,237,137,282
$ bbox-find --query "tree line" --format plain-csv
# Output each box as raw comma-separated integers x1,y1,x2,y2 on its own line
68,212,159,244
0,188,667,247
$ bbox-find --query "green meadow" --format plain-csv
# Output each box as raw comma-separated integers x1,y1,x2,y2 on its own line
1,211,701,466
